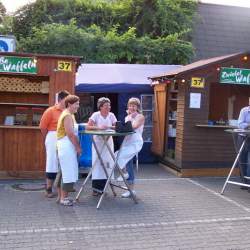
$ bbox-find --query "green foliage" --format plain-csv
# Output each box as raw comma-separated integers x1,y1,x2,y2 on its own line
0,1,6,17
12,0,197,38
3,0,197,64
154,0,197,37
18,21,193,64
0,15,13,34
0,1,12,34
12,0,114,39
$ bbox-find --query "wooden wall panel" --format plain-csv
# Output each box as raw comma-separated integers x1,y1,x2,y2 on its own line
0,92,49,106
151,83,168,156
0,128,3,170
36,57,78,105
0,128,45,174
174,82,186,167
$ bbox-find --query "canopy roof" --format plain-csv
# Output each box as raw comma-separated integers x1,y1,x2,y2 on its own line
75,64,180,93
150,52,247,80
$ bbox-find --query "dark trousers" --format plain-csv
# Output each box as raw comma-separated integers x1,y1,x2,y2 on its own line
238,136,250,183
92,179,107,192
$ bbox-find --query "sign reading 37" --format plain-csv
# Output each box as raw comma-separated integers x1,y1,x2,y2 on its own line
191,77,205,88
57,61,72,72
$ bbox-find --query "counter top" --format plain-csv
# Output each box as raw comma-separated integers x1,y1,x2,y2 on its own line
0,125,40,129
80,129,134,136
195,124,236,129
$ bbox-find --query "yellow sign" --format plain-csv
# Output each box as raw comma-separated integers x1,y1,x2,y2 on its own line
191,77,205,88
57,61,72,72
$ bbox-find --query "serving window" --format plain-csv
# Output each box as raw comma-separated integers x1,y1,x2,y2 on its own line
0,75,49,126
208,82,250,124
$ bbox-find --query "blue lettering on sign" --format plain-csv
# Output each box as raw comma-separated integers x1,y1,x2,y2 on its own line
0,41,9,52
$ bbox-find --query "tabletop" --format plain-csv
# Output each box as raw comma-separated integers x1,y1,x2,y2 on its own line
79,129,135,137
225,129,250,135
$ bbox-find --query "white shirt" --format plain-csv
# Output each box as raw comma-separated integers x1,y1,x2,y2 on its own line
89,111,117,128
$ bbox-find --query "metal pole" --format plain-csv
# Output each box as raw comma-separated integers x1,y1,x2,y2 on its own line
75,133,107,201
221,137,247,194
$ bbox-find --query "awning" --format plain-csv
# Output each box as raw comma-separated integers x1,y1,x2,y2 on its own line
75,64,181,93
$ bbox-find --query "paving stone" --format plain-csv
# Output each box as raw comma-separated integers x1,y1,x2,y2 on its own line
1,164,250,249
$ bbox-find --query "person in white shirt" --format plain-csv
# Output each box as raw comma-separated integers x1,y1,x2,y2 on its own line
116,97,145,198
87,97,117,196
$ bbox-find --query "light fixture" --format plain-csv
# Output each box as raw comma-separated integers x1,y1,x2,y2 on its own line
216,67,220,71
243,56,248,61
181,79,185,83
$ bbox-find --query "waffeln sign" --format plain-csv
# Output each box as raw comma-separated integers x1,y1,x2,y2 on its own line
0,56,37,74
220,67,250,85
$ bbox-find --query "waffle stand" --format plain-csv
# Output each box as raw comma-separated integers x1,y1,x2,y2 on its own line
0,52,80,178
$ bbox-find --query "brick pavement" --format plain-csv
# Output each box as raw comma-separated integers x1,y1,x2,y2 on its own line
1,164,250,250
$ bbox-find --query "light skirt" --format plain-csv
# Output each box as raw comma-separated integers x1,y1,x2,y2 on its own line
45,131,58,173
57,136,78,183
116,139,143,169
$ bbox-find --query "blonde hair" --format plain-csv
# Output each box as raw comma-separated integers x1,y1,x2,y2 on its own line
127,97,141,113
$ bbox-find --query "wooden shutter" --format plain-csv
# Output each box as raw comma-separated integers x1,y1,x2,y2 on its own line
151,83,168,156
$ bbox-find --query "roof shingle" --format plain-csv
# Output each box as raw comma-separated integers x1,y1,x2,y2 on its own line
192,3,250,60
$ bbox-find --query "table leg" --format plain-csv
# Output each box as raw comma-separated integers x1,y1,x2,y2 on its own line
232,134,245,182
92,136,116,197
75,170,92,201
101,139,138,205
77,132,139,209
75,137,107,201
221,136,247,194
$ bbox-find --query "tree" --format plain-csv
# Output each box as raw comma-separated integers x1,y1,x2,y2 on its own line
8,0,197,64
0,1,6,22
12,0,197,38
18,21,193,64
12,0,114,39
0,1,13,34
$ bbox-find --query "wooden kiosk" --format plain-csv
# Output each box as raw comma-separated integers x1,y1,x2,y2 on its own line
0,52,81,178
150,52,250,177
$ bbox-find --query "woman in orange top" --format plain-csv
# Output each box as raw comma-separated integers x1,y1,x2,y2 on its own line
39,90,69,198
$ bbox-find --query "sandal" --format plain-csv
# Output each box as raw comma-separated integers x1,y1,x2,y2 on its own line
60,198,73,206
57,197,73,203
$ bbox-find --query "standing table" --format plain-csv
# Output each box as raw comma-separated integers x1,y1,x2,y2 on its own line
221,129,250,194
76,129,138,209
